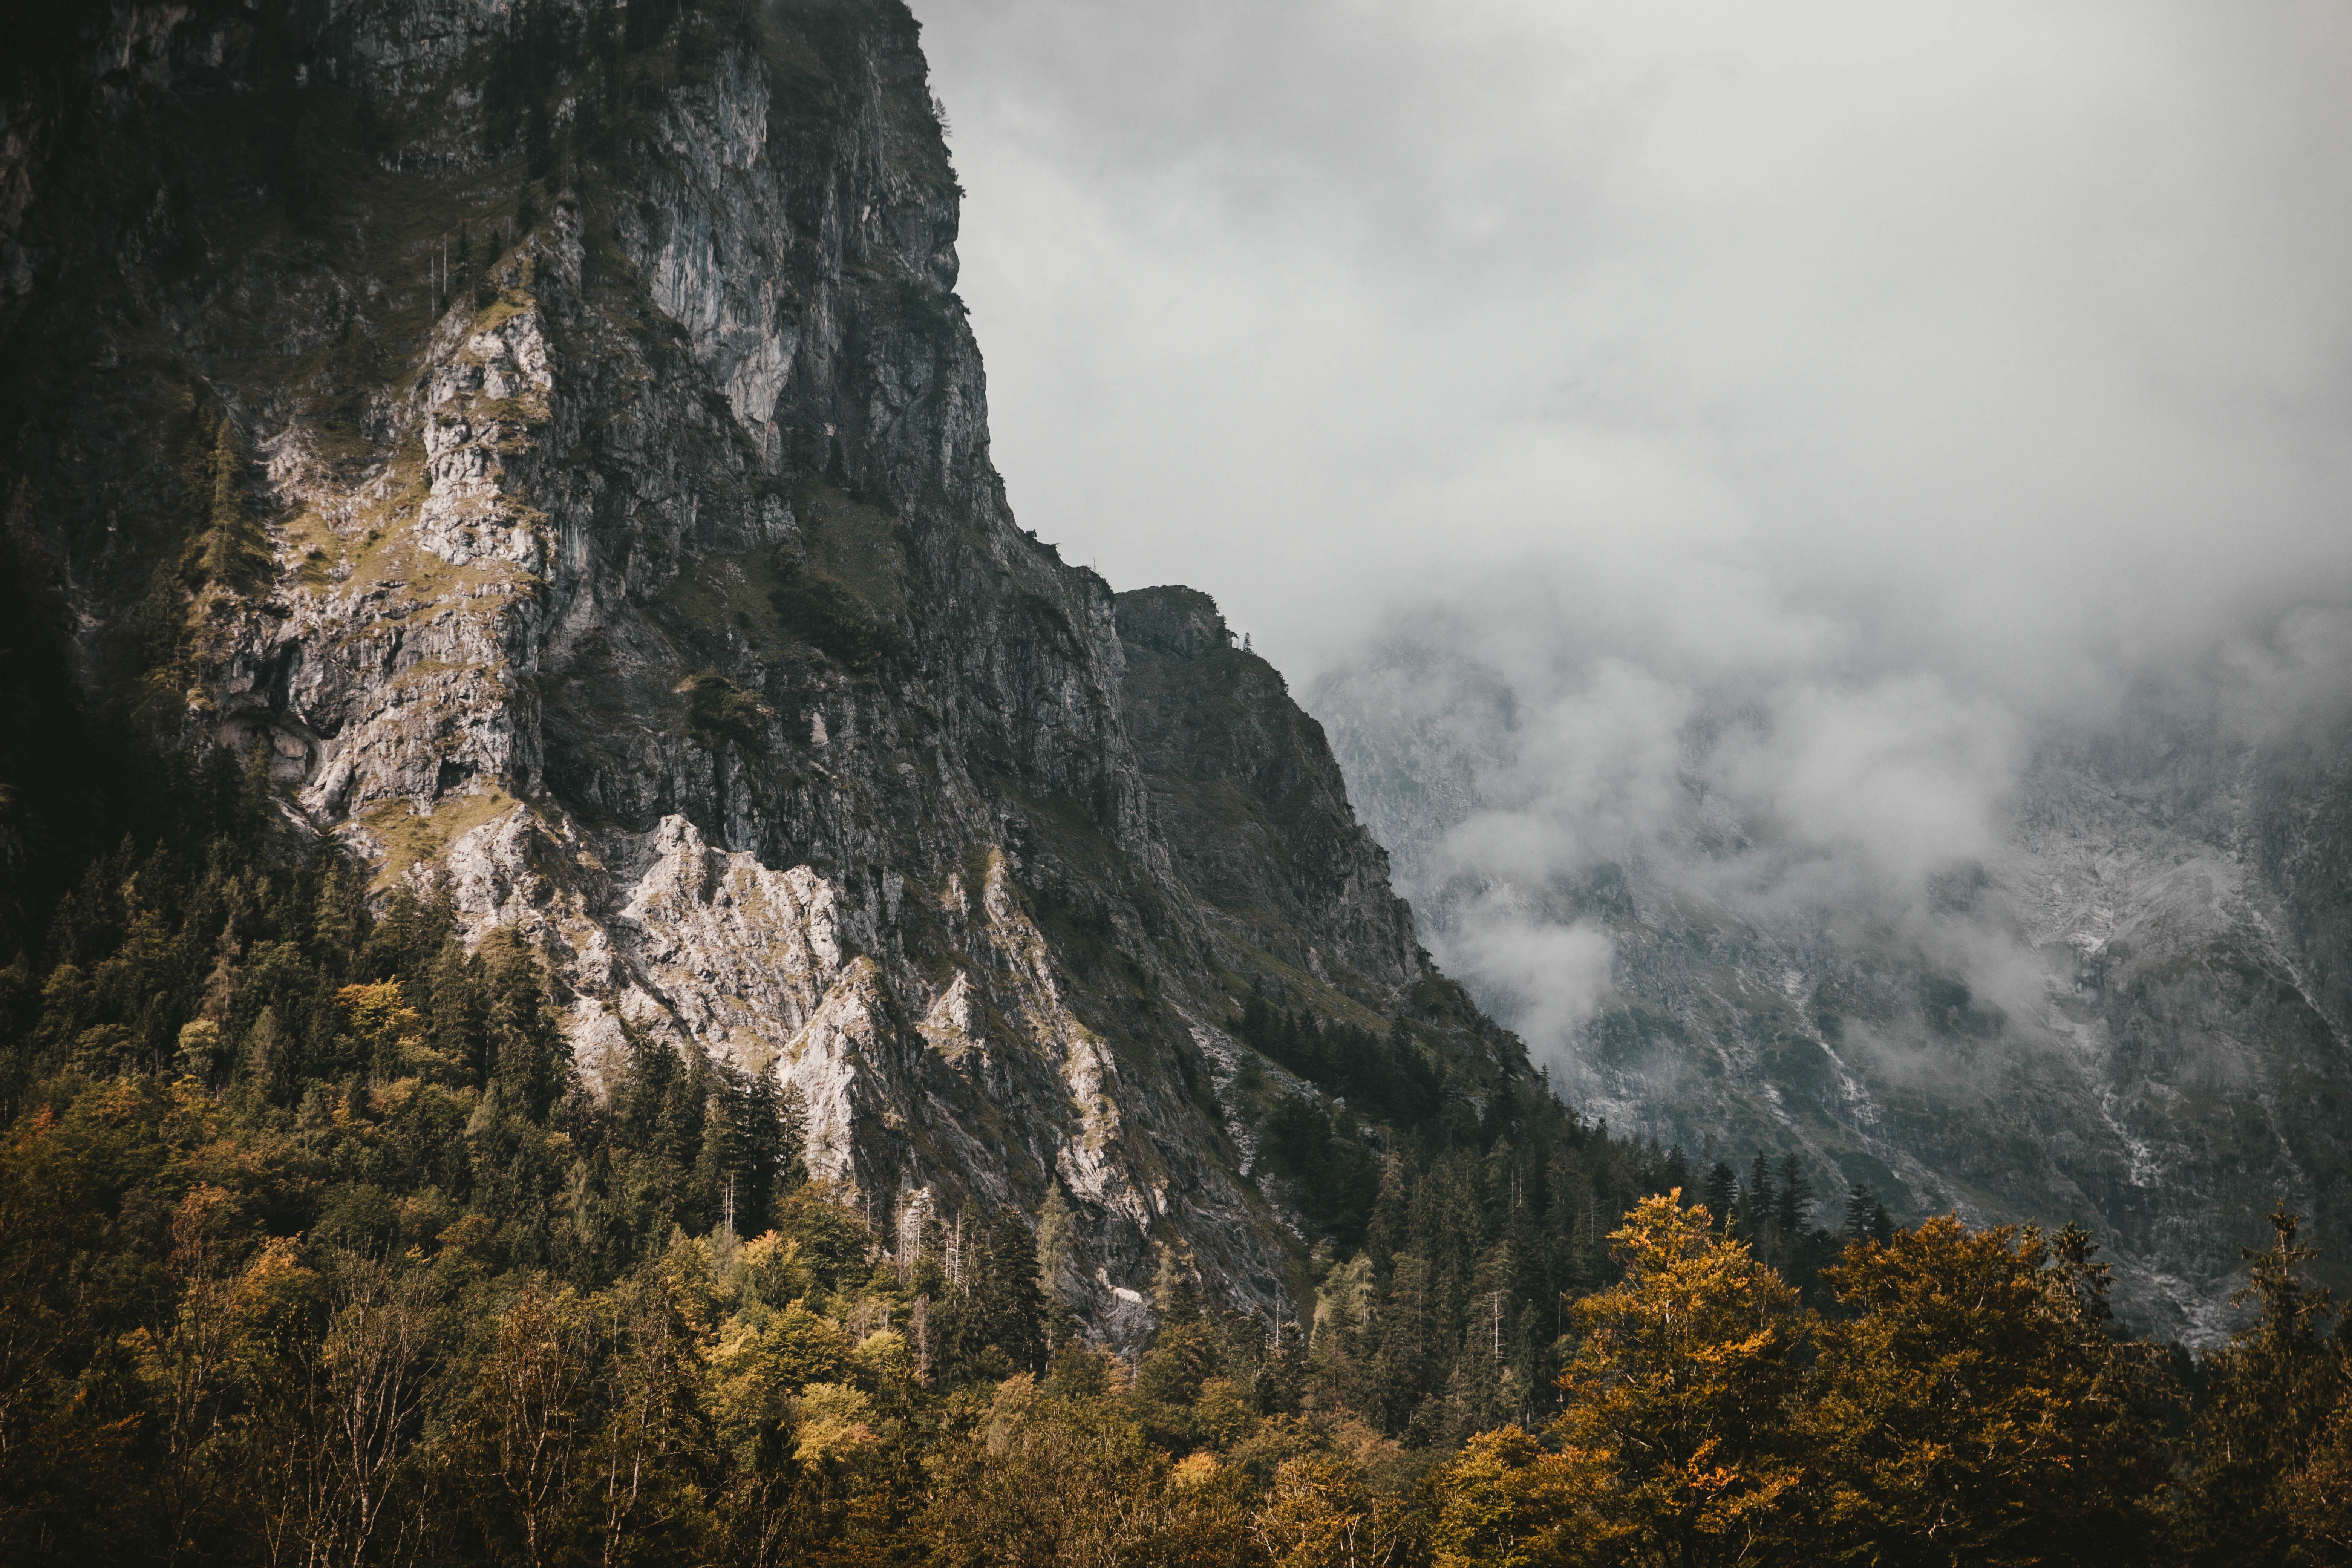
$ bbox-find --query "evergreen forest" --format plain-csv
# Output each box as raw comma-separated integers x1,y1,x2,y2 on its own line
2,538,2349,1566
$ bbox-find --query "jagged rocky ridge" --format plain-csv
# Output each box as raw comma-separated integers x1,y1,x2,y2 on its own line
0,0,1521,1334
1317,648,2352,1344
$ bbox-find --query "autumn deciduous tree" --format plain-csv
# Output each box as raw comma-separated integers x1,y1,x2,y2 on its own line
1251,1452,1419,1568
2280,1383,2352,1562
1547,1191,1805,1566
468,1284,596,1568
0,1101,145,1563
585,1275,715,1568
1429,1424,1588,1568
250,1250,441,1568
1802,1216,2166,1567
925,1371,1175,1567
336,981,428,1083
134,1183,292,1560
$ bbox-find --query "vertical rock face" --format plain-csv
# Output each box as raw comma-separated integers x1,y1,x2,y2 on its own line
0,0,1518,1329
1114,586,1424,1000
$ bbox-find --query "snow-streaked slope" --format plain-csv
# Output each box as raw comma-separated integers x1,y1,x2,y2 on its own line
1317,648,2352,1343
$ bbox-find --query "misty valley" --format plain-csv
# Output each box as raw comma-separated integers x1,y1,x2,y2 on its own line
2,0,2348,1565
1318,636,2352,1348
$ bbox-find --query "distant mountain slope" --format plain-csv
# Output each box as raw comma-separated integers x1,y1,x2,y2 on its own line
1316,646,2352,1342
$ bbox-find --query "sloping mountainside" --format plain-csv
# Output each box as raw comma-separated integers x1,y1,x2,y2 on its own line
0,0,1526,1332
12,12,2352,1565
1317,645,2352,1343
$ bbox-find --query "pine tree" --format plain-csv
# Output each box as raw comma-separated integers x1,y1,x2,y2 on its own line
1365,1253,1444,1437
1702,1161,1738,1230
980,1210,1048,1375
1152,1241,1203,1326
1773,1153,1812,1236
311,854,363,973
1843,1182,1876,1240
684,1052,725,1233
483,931,565,1121
199,415,251,586
424,940,486,1084
703,1067,750,1233
241,1005,283,1099
452,220,474,310
731,1065,785,1219
2185,1207,2346,1563
1746,1151,1776,1236
775,1080,808,1196
655,1045,710,1230
1366,1151,1410,1275
239,733,275,826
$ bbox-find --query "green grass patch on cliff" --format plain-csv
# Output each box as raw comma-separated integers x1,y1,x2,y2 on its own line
795,482,908,618
678,669,772,750
663,549,790,637
360,786,522,890
766,554,897,670
663,486,910,671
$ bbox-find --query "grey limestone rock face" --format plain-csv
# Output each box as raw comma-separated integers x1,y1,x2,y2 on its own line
0,0,1518,1333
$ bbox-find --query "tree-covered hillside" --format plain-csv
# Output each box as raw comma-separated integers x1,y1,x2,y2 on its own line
2,0,2347,1557
3,703,2348,1562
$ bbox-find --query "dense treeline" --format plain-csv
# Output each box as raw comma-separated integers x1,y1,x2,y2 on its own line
1427,1197,2352,1566
0,746,2345,1563
1235,985,1878,1431
6,1056,2349,1564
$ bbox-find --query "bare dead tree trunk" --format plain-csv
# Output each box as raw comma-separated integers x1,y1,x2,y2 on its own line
481,1284,593,1568
591,1277,698,1568
253,1252,438,1568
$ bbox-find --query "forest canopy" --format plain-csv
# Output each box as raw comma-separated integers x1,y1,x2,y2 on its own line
1,734,2347,1564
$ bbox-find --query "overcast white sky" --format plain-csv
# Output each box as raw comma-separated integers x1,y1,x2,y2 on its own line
921,0,2352,717
919,0,2352,1089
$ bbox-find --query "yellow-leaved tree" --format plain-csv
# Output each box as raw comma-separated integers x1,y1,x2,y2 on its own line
1802,1216,2167,1567
1556,1192,1805,1565
1432,1191,1805,1567
1428,1424,1588,1568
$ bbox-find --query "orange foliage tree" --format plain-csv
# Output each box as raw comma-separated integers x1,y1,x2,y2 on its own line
1802,1216,2167,1566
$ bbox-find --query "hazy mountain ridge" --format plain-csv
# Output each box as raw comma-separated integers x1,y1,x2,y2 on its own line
1316,645,2352,1343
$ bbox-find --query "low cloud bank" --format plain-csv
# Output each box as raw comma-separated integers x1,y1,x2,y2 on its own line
1318,590,2352,1079
923,1,2352,1070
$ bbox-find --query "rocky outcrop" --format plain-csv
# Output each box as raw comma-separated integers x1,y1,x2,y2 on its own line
0,0,1514,1332
1115,585,1424,999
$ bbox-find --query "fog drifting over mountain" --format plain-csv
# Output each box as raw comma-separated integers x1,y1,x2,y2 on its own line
922,1,2352,1070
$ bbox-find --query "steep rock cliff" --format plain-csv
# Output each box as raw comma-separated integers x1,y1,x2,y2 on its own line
0,0,1517,1331
1114,586,1423,1001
